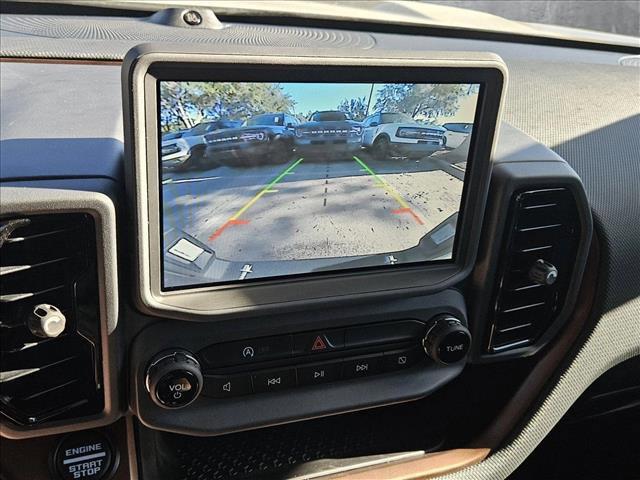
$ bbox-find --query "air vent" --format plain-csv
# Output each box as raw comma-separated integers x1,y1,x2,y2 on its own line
487,188,581,353
0,214,104,426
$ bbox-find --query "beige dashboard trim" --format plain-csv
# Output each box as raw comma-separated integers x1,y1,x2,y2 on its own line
327,448,490,480
437,296,640,479
473,238,599,449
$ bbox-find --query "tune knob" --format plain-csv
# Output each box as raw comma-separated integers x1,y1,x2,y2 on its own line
423,316,471,365
145,350,203,409
528,259,559,286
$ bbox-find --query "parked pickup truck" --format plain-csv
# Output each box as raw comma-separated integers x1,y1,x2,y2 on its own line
443,122,473,149
161,119,241,171
361,112,446,160
204,113,299,167
294,111,362,160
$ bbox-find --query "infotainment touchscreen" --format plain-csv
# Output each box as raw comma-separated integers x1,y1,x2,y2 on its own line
159,81,480,289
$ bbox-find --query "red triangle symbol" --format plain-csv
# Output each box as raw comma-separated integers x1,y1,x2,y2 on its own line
311,335,327,351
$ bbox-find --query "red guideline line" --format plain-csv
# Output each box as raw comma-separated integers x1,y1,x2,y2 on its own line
392,207,424,225
353,155,425,226
209,219,249,241
208,157,304,242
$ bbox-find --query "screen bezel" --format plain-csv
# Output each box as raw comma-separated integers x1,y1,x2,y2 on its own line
124,47,506,320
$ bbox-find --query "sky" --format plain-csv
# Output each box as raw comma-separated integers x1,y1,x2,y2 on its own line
161,81,480,130
280,83,379,114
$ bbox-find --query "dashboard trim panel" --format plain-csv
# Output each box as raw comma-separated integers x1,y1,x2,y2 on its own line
0,187,121,439
129,289,468,436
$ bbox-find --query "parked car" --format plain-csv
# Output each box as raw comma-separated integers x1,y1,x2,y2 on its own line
182,119,242,138
294,111,362,160
443,122,473,149
161,119,241,171
203,113,298,166
161,129,189,141
361,112,446,160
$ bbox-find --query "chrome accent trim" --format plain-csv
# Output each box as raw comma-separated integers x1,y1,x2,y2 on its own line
0,368,40,383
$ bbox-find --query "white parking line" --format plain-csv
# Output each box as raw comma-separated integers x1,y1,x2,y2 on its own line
162,176,221,185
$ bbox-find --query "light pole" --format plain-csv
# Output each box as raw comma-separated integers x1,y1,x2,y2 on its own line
365,83,375,116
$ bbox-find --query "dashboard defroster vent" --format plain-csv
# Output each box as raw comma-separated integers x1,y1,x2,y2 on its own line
487,188,580,353
0,214,104,426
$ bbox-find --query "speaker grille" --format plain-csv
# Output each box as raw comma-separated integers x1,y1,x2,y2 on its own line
0,213,104,425
487,188,581,353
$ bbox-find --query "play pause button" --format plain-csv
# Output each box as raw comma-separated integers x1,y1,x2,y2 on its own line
297,362,342,385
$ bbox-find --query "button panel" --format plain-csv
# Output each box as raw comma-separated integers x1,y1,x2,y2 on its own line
342,354,383,379
199,335,292,368
253,368,297,393
383,347,424,372
293,330,345,355
202,374,253,398
198,320,430,399
345,320,425,349
297,361,342,386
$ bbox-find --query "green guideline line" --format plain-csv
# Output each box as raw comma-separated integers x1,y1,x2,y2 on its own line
353,155,410,209
267,157,304,190
230,157,304,220
353,155,380,181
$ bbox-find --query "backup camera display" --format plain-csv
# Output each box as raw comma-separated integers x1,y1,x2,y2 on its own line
159,81,479,289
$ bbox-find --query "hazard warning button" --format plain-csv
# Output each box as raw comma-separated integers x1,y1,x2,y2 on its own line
293,329,345,354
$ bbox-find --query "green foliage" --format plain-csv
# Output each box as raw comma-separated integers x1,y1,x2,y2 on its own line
160,82,295,132
336,96,368,121
373,84,467,120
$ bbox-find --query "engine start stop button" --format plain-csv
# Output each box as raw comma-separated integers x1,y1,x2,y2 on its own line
52,430,117,480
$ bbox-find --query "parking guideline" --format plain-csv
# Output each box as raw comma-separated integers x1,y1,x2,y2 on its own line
209,157,304,241
352,156,424,225
231,157,303,220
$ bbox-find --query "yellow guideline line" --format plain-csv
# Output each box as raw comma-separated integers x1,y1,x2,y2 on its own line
230,157,304,220
209,158,304,241
353,155,409,209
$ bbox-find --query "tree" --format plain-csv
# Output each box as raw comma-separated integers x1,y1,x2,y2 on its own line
160,82,296,132
160,81,199,131
336,96,368,121
372,84,413,116
373,83,468,121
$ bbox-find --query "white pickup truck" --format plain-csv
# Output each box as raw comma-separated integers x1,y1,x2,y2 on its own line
161,119,240,171
361,112,446,160
442,122,473,149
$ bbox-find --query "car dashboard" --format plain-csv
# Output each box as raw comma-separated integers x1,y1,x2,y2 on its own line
0,6,639,480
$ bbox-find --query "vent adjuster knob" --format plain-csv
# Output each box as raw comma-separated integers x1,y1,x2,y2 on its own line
528,259,559,286
28,304,66,338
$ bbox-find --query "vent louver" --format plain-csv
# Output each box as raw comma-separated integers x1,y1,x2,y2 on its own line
0,214,104,426
488,188,580,353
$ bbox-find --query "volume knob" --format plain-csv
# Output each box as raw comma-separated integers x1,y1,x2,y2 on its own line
423,316,471,365
145,350,203,409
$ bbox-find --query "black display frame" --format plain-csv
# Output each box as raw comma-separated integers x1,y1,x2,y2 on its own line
123,46,506,320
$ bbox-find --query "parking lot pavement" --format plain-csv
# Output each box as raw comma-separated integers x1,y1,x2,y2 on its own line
161,153,464,262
